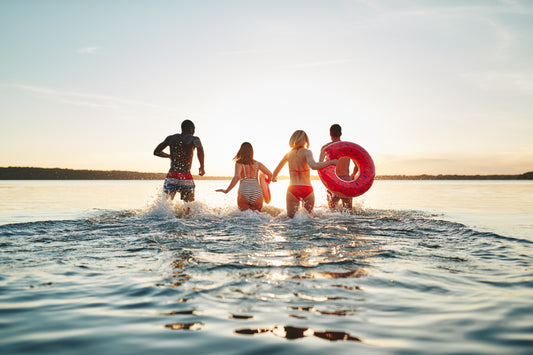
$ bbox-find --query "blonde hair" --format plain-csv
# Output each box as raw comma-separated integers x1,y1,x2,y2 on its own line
289,130,310,149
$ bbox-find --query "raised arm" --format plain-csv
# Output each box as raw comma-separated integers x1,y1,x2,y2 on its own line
216,163,241,194
305,149,337,170
271,154,288,182
154,140,170,158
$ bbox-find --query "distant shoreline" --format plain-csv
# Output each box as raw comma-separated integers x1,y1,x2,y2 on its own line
1,167,532,180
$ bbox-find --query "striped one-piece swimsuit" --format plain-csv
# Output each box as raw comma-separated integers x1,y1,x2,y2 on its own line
238,162,263,205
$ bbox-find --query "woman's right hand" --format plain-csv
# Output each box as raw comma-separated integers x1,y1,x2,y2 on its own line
215,189,227,194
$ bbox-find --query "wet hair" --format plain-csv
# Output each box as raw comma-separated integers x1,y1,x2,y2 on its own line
289,130,310,149
330,124,342,138
181,120,195,134
233,142,254,165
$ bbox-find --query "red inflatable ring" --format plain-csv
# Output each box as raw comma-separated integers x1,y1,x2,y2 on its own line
318,141,375,198
259,172,271,204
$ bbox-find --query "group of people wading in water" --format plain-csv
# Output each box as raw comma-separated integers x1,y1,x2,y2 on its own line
154,120,358,218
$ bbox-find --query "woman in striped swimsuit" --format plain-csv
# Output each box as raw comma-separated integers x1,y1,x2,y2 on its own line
216,142,273,211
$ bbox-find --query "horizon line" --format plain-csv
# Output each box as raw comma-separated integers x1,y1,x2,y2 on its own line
1,166,532,179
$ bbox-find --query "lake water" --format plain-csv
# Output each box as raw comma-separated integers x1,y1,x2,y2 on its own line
1,180,532,354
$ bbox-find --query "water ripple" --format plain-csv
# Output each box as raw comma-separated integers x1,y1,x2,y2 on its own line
1,205,532,354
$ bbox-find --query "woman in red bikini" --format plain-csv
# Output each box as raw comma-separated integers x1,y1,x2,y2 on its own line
272,130,337,218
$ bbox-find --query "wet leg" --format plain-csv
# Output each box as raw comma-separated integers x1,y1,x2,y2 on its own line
302,192,315,215
237,194,251,211
286,190,300,218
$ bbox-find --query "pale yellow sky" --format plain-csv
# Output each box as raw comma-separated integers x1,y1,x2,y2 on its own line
1,1,532,175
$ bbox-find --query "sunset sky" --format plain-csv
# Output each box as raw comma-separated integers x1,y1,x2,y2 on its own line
1,0,532,176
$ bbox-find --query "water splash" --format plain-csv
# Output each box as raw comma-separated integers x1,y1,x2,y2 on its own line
2,189,532,354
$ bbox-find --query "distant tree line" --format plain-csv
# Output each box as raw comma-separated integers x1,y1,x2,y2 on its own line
375,172,533,180
1,167,532,180
0,167,166,180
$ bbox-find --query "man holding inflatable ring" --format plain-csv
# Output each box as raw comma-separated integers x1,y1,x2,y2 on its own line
319,124,358,211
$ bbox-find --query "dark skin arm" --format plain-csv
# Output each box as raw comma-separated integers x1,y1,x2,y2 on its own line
197,146,205,176
153,141,170,158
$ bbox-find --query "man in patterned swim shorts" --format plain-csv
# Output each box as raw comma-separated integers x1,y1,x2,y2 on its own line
154,120,205,201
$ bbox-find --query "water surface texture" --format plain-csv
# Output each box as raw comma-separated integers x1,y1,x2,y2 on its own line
1,180,532,354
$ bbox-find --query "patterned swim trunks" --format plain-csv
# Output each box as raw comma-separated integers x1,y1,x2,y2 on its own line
163,172,195,201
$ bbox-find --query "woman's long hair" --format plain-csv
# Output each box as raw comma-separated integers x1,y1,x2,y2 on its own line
233,142,254,165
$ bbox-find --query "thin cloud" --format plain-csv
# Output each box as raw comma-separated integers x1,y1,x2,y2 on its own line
461,72,533,94
2,83,178,112
77,46,101,54
219,49,270,55
290,59,353,69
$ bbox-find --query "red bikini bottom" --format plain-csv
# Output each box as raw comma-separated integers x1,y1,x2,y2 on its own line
288,185,313,200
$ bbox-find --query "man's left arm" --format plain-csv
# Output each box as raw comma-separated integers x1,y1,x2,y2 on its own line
196,139,205,176
351,162,359,179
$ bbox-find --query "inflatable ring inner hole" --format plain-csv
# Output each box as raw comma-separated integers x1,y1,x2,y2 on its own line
332,158,360,182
